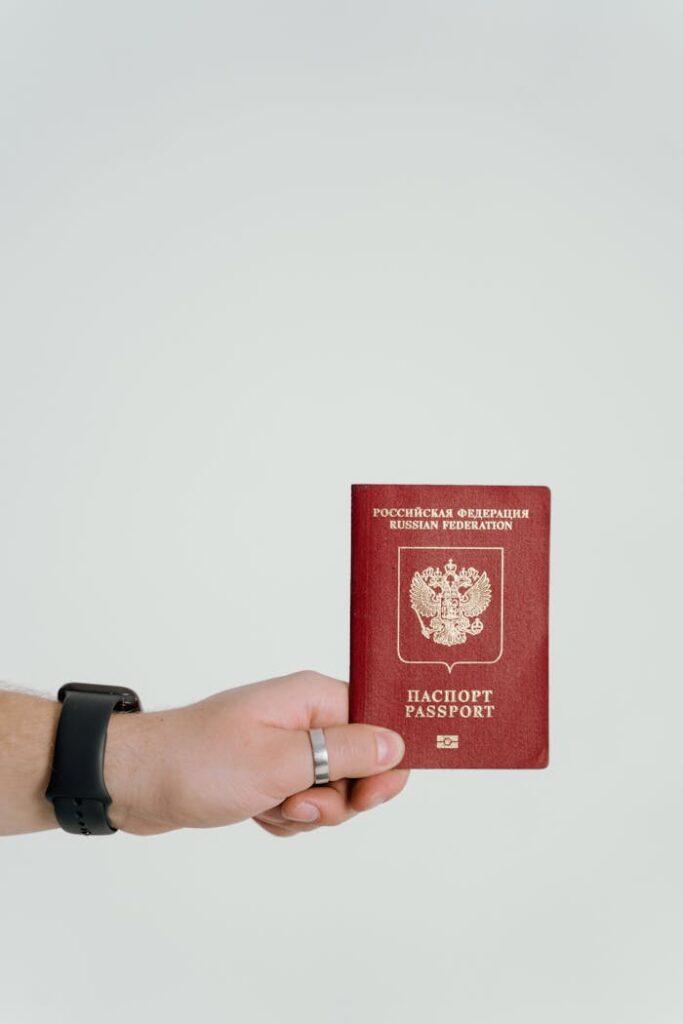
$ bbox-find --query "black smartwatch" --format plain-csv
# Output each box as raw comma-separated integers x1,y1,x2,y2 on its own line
45,682,142,835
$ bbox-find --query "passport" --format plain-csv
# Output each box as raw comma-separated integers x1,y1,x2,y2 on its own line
349,484,550,768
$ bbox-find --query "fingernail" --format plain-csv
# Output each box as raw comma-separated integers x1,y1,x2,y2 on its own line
375,729,405,766
283,801,320,823
367,793,388,810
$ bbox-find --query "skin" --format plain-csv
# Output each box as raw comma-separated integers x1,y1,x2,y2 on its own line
0,670,409,838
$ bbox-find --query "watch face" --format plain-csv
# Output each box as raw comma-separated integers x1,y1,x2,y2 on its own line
57,682,141,712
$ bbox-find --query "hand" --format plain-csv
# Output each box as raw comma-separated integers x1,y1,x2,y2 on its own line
104,670,409,837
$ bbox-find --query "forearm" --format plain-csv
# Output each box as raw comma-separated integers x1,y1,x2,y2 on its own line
0,689,60,836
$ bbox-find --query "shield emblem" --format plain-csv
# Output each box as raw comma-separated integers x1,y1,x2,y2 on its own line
397,546,504,673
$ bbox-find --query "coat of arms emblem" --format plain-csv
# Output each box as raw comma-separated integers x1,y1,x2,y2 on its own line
409,558,492,648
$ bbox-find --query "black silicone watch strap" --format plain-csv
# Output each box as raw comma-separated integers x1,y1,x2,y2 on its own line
45,684,140,836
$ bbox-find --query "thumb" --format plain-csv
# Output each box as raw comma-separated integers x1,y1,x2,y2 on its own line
275,723,406,795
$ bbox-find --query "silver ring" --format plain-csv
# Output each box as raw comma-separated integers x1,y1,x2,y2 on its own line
308,728,330,785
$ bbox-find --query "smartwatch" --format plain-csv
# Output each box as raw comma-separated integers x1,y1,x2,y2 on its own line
45,682,142,835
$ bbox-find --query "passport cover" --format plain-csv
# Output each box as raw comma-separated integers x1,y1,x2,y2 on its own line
349,484,550,768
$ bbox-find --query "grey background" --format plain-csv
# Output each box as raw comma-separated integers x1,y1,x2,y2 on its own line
1,3,681,1022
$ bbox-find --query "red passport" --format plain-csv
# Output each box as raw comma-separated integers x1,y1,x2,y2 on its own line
349,484,550,768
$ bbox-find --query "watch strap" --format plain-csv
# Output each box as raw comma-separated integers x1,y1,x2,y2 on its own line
46,689,127,835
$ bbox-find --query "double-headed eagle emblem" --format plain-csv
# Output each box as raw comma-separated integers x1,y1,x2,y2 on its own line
409,558,492,648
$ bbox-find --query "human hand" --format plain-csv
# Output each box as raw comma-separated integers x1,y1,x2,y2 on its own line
104,670,409,837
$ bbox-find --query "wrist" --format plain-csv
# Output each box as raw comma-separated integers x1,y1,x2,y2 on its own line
34,698,62,832
103,709,156,831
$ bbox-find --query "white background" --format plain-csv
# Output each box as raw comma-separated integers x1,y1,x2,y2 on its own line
1,3,681,1022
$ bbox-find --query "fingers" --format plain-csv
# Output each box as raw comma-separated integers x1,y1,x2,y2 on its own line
275,722,405,796
281,769,410,822
323,723,405,781
253,780,353,837
282,768,411,821
253,818,299,839
254,769,411,837
348,768,411,812
281,778,353,826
